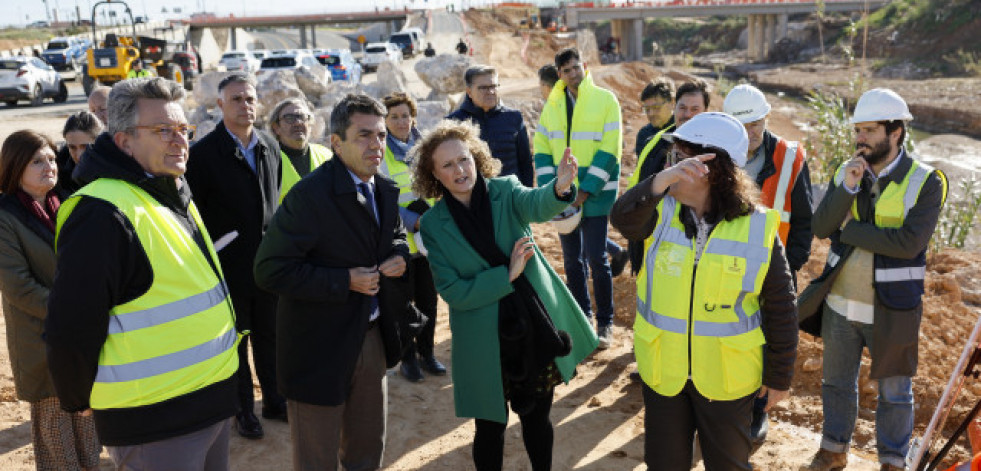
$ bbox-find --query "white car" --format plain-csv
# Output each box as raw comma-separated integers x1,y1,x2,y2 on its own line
0,56,67,107
256,52,331,86
219,50,261,73
251,49,270,60
361,42,402,73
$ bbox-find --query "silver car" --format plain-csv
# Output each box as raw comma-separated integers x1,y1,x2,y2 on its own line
0,56,67,107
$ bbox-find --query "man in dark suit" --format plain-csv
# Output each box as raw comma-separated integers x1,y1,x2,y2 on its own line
254,94,409,471
185,73,284,439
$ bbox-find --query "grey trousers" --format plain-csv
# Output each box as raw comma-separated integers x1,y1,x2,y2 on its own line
289,326,388,471
106,418,232,471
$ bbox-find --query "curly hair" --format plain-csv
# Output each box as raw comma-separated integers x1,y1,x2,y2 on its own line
382,92,417,118
410,120,500,199
700,146,761,222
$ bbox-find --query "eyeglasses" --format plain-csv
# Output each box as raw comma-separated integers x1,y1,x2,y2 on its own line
641,101,670,113
131,123,195,142
475,83,500,93
280,113,312,124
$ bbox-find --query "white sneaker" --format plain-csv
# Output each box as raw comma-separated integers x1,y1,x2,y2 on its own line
597,324,612,350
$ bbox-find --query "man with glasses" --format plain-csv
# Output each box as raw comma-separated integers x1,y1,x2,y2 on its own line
447,64,534,187
47,77,239,469
186,73,284,440
534,48,622,349
269,97,332,201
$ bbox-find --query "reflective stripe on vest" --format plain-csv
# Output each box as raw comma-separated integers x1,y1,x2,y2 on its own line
280,143,333,203
627,125,674,189
634,195,778,400
56,178,239,409
381,145,433,254
759,139,804,245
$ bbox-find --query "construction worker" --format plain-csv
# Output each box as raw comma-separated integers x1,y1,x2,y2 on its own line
611,112,798,470
269,97,332,202
723,83,814,451
127,59,151,78
625,78,710,275
799,88,947,471
535,48,623,349
45,77,239,468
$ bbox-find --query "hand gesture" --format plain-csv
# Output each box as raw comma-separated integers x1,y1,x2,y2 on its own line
378,255,407,278
842,154,870,191
349,266,380,296
555,147,578,196
651,153,715,195
508,237,535,282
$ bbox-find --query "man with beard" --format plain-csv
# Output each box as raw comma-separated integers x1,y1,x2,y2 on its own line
186,73,284,439
799,88,947,471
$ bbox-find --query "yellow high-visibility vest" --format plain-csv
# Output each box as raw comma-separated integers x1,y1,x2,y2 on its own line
634,196,779,400
627,124,674,189
56,178,239,410
380,145,433,254
280,143,332,203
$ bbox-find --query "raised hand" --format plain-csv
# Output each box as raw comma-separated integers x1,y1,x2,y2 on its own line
651,152,716,195
555,147,578,196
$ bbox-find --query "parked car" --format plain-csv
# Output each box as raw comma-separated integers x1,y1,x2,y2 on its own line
316,49,362,84
219,50,260,73
27,21,50,29
361,42,402,73
42,36,88,73
257,52,331,86
388,32,419,58
0,56,68,107
251,49,269,60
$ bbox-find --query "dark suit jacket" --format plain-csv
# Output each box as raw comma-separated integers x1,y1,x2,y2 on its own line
254,157,410,406
186,121,281,329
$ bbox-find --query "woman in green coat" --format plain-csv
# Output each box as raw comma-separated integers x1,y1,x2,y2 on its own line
413,120,598,471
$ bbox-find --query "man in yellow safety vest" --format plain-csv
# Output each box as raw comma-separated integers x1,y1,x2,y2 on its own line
269,97,332,201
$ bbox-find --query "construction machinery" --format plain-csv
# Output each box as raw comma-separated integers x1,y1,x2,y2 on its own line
81,0,191,95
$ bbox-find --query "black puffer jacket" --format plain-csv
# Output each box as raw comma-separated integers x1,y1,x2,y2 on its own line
447,96,534,187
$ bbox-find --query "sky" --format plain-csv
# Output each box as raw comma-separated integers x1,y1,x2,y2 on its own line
1,0,492,27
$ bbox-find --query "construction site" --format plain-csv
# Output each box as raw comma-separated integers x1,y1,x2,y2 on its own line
0,0,980,469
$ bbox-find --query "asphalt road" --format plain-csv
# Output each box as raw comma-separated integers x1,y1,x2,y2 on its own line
0,78,88,120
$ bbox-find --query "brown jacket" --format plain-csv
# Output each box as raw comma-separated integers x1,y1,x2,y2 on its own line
0,193,58,402
610,175,799,391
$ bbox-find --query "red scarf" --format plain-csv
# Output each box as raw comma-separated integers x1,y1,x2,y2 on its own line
16,190,61,234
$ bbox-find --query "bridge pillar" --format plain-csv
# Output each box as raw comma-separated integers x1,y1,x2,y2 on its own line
762,14,775,60
230,27,238,50
300,26,308,49
778,13,788,42
311,26,317,48
629,18,643,61
746,15,757,61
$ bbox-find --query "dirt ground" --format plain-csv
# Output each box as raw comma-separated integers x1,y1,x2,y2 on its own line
2,9,981,470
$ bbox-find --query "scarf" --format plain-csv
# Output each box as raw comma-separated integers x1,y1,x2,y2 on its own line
444,175,572,416
16,189,60,234
386,127,422,163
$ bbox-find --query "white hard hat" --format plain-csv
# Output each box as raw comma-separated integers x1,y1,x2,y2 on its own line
665,112,750,167
850,88,913,124
723,84,771,124
551,205,582,235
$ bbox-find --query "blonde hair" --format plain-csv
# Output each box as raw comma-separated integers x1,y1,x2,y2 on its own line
410,120,500,199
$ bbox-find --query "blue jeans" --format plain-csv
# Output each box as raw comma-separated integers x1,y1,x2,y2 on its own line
820,305,914,468
559,215,614,327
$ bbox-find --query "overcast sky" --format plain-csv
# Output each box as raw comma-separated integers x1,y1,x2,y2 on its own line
1,0,476,27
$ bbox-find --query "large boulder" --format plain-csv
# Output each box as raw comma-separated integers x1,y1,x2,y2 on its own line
192,71,236,108
319,80,362,110
295,65,330,99
187,105,222,143
414,54,471,94
375,61,408,97
415,100,452,133
256,70,305,115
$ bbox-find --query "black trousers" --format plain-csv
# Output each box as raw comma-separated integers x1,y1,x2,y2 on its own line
642,380,754,470
234,289,285,413
473,391,554,471
402,256,439,359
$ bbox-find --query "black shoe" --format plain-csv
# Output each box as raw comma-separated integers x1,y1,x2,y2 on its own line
236,410,264,439
420,355,447,376
611,249,629,277
261,404,288,422
750,408,768,454
400,357,424,383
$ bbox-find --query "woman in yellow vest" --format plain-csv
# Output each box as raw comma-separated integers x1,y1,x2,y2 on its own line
610,112,798,469
380,92,446,382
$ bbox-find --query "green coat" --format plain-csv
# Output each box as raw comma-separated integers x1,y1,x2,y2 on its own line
420,176,598,423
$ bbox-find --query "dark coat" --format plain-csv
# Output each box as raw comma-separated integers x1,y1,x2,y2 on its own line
756,130,814,273
55,144,80,195
0,192,61,402
798,151,944,378
447,96,534,187
254,157,411,406
611,175,799,391
45,133,237,446
186,121,282,329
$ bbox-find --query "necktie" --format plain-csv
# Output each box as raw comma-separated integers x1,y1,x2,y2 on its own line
357,182,380,317
358,182,379,226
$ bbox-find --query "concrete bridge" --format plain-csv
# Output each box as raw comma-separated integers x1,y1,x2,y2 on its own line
564,0,890,62
186,10,411,50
